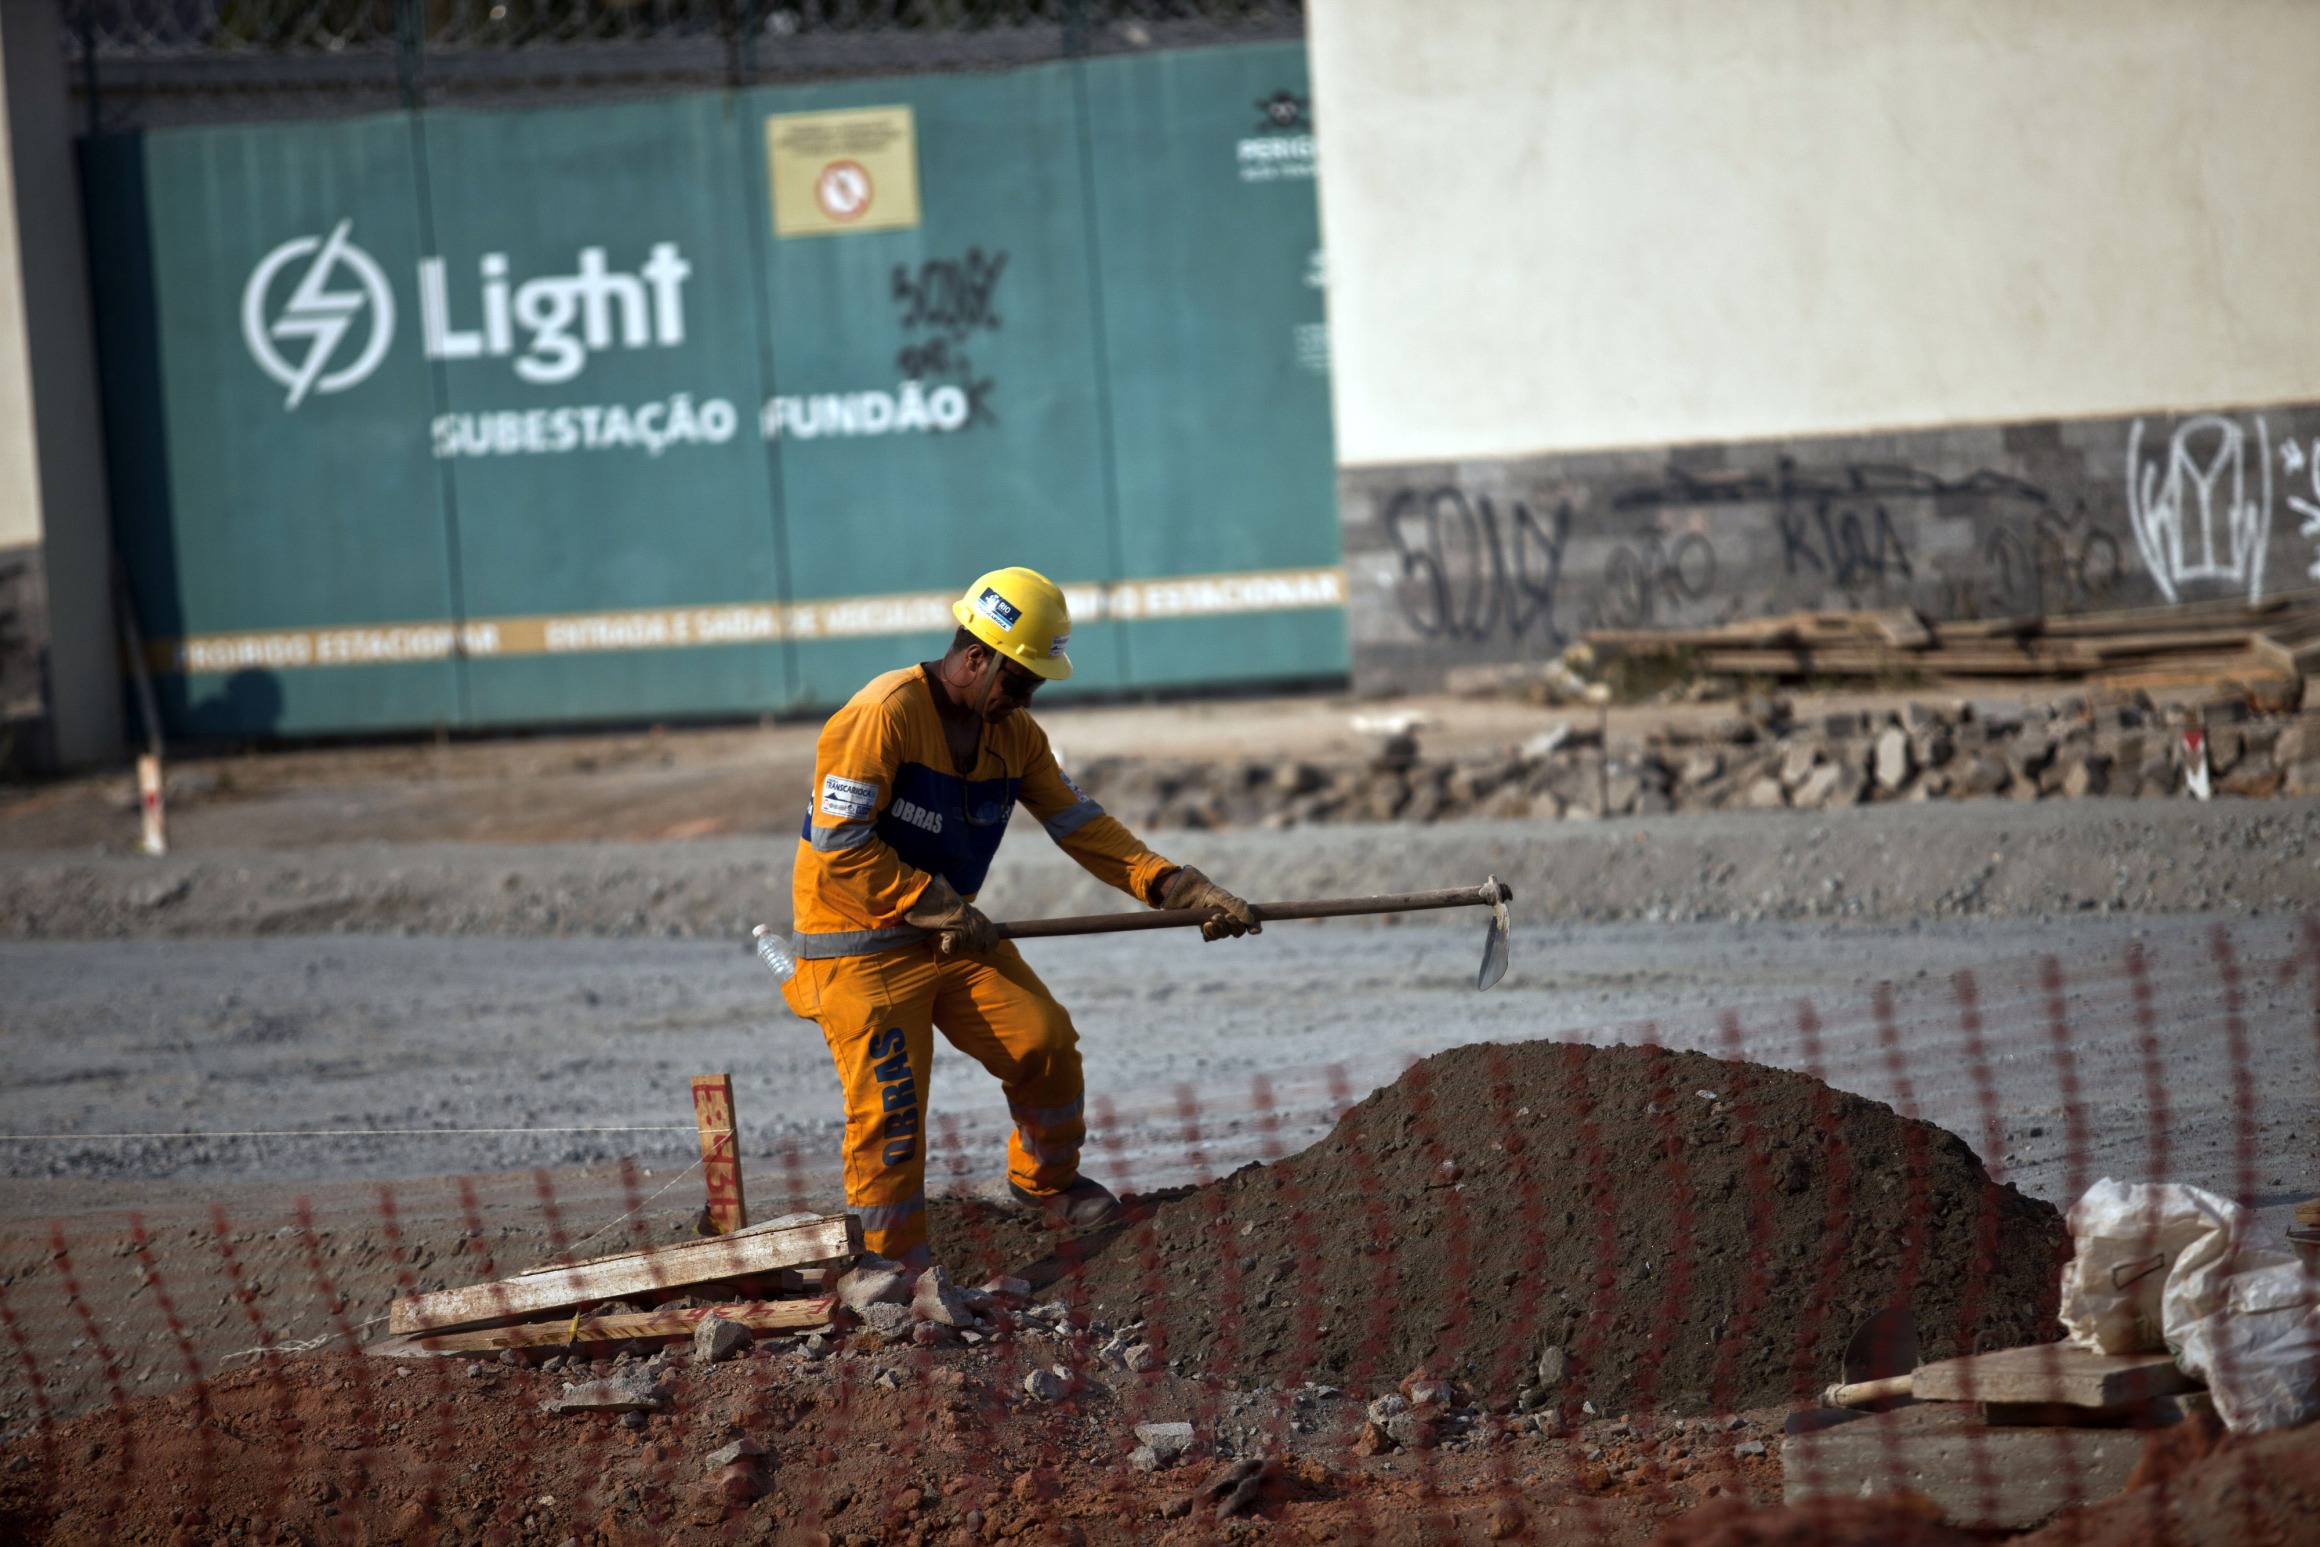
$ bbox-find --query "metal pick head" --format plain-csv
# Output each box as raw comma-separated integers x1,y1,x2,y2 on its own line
1477,874,1511,991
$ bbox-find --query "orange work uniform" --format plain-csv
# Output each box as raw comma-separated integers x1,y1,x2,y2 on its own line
783,664,1178,1262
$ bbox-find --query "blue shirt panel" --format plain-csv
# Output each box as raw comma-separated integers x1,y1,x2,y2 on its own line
875,760,1020,896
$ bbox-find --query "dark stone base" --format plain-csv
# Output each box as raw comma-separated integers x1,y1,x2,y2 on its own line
1340,404,2320,693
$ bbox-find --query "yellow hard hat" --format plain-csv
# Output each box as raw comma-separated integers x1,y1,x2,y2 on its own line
953,567,1074,681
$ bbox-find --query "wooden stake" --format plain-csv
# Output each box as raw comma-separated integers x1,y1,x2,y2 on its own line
135,754,166,857
691,1073,746,1235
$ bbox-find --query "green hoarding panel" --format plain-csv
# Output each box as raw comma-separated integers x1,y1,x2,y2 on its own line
417,95,789,723
79,40,1346,740
1083,43,1344,689
750,65,1126,706
120,116,463,736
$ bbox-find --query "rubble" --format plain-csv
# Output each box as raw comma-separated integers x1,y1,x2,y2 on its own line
910,1264,977,1328
540,1368,669,1415
857,1302,914,1343
835,1255,912,1314
690,1313,749,1365
1066,691,2292,833
1133,1421,1195,1469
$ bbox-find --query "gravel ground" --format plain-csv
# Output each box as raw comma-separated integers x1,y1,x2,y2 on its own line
6,796,2320,940
3,797,2315,1434
3,911,2309,1234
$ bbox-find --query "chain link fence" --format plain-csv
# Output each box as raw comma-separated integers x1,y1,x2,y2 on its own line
61,0,1306,130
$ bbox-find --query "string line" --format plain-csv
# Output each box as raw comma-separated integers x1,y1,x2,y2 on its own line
0,1125,704,1141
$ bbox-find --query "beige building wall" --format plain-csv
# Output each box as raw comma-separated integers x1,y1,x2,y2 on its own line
0,10,41,551
1308,0,2320,467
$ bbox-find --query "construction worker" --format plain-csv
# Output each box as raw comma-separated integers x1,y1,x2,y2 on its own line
783,567,1261,1266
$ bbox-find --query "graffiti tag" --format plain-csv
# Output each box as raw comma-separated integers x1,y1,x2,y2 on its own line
891,249,1006,428
1380,488,1569,644
2126,415,2271,604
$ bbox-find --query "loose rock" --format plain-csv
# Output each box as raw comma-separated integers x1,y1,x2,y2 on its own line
1134,1421,1195,1468
911,1265,976,1328
690,1314,749,1366
835,1257,912,1314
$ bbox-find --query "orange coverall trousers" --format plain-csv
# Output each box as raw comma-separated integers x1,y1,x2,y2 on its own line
782,938,1085,1263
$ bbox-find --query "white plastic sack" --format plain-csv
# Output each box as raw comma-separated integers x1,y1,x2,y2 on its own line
2058,1178,2320,1433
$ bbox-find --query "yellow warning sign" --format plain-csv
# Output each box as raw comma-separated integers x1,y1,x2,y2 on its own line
766,105,921,237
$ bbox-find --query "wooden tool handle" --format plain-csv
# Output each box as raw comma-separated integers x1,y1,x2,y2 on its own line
1822,1374,1915,1409
997,881,1512,940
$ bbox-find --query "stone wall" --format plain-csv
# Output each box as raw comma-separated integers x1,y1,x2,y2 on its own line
0,539,49,772
1339,404,2320,694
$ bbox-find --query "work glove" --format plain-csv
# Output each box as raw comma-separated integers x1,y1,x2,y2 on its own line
1159,865,1262,942
904,875,1002,958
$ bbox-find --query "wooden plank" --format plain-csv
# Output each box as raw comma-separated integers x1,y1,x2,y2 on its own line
690,1072,746,1235
2251,632,2320,676
2082,629,2260,659
388,1212,860,1335
369,1297,834,1356
1864,609,1932,648
2035,589,2320,636
1697,648,1812,675
1932,617,2040,642
2095,654,2293,695
1910,1342,2197,1407
1585,626,1795,650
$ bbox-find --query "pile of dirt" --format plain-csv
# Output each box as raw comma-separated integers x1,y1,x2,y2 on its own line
1036,1040,2066,1414
2015,1421,2320,1547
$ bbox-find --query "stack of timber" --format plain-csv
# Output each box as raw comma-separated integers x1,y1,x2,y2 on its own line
369,1211,860,1356
1588,591,2320,697
1784,1341,2209,1530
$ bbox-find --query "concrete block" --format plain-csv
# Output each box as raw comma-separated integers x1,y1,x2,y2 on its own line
1781,1404,2141,1530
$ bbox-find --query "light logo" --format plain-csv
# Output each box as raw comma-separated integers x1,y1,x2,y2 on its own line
241,220,396,411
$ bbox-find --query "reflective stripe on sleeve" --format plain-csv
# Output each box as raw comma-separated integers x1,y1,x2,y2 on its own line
1042,799,1106,841
793,923,930,959
807,822,879,853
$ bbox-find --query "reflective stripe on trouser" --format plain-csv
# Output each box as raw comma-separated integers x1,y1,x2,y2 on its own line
781,937,1086,1260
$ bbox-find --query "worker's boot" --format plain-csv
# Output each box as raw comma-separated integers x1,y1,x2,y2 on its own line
1009,1176,1123,1231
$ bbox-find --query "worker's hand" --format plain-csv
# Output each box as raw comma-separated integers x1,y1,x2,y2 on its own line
904,875,1002,958
1159,865,1262,942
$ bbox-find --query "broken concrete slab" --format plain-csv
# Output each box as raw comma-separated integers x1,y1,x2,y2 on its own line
1780,1402,2140,1530
367,1297,832,1357
835,1257,912,1315
541,1370,670,1415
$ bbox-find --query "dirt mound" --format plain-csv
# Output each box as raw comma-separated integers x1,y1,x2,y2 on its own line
1050,1040,2065,1413
2015,1421,2320,1547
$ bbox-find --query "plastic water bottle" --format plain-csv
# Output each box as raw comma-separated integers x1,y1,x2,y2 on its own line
751,924,797,984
